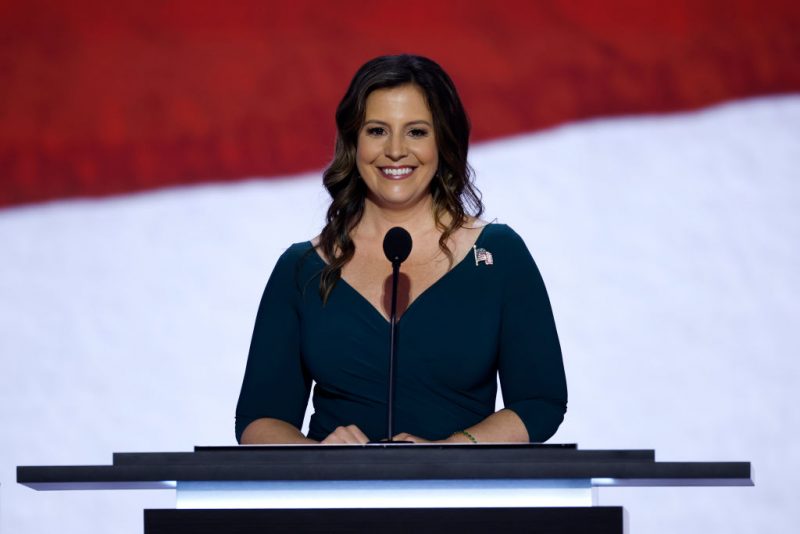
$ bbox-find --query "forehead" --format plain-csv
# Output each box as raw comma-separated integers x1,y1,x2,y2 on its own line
364,84,432,121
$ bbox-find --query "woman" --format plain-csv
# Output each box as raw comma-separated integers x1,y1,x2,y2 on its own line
236,55,566,445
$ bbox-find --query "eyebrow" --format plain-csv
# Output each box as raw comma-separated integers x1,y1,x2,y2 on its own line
363,119,433,128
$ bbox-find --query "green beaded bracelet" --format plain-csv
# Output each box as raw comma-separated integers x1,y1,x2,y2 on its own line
455,429,478,444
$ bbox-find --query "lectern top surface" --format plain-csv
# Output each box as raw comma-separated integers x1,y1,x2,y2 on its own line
194,443,578,452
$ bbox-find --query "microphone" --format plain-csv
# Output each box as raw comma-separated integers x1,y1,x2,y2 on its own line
383,226,412,265
382,227,412,442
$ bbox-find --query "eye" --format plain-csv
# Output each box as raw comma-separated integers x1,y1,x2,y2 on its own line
408,128,429,138
365,126,386,136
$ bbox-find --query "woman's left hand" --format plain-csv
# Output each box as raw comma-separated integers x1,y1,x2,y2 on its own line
391,432,431,443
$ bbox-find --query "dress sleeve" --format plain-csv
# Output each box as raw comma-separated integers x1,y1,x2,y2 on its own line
497,229,567,442
235,246,312,443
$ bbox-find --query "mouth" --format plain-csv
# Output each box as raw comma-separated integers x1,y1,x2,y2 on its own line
378,166,416,180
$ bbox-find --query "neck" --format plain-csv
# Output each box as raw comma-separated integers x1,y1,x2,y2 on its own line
357,196,444,239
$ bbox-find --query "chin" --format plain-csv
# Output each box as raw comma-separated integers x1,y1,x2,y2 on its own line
369,190,427,210
366,179,434,209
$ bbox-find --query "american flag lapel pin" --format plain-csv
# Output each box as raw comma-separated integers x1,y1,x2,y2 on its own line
473,245,494,266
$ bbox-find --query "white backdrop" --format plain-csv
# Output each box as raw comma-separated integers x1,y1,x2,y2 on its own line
1,95,798,533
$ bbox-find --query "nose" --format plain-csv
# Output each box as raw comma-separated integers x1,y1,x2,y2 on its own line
385,133,407,161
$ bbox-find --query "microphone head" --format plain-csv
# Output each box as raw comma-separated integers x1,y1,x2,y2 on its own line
383,227,413,265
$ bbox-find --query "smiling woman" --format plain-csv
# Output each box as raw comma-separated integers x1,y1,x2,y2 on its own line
317,55,481,305
235,54,567,445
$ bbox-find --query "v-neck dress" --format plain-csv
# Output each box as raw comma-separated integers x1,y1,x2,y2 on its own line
235,224,567,443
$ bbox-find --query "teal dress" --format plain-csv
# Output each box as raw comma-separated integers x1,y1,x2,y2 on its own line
235,224,567,443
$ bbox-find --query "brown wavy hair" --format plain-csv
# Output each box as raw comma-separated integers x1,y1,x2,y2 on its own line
318,54,483,302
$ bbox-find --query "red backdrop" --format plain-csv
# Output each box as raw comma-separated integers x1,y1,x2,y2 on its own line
2,0,799,207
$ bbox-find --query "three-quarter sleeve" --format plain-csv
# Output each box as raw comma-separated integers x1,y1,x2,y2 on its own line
497,230,567,442
235,246,312,443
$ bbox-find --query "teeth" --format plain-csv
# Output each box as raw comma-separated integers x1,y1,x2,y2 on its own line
382,167,413,176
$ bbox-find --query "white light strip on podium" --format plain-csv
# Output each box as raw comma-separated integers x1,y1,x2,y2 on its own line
176,479,594,509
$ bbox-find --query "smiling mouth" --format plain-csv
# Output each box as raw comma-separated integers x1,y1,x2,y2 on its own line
379,166,415,179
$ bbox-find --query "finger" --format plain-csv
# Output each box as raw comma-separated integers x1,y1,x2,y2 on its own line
322,425,368,445
320,430,344,444
321,426,349,444
344,424,370,444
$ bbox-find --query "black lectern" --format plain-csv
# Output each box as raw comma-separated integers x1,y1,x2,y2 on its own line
18,444,752,533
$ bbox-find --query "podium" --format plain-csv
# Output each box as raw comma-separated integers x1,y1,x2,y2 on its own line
17,444,752,533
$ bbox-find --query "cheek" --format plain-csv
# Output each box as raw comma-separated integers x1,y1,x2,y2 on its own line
419,138,438,165
356,136,380,163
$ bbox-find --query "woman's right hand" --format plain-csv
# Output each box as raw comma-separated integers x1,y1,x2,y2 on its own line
320,424,370,444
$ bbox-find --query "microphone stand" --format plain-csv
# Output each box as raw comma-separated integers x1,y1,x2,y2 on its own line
387,259,401,442
376,226,412,444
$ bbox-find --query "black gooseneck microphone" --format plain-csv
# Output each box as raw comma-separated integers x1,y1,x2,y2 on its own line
382,227,412,442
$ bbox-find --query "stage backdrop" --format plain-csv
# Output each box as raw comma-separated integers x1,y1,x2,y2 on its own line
1,2,799,533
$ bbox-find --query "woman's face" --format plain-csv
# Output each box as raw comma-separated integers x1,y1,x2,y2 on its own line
356,84,438,211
